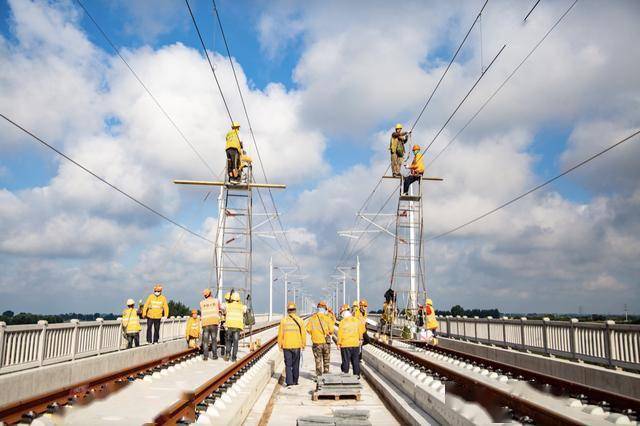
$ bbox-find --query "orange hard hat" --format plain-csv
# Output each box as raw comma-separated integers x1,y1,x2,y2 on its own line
202,288,212,297
153,284,163,292
317,301,327,308
340,304,350,313
359,299,368,307
412,144,421,151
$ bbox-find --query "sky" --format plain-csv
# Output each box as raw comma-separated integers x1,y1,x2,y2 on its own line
0,0,638,316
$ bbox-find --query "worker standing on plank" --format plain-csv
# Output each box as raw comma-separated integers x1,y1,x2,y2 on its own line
223,290,246,362
225,121,243,182
142,284,169,344
306,301,333,377
425,298,439,346
200,288,221,360
402,145,424,195
122,299,141,349
337,303,365,378
185,309,201,348
389,123,410,177
278,302,306,388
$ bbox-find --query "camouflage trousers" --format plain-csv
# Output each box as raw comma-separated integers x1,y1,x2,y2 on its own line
312,343,331,375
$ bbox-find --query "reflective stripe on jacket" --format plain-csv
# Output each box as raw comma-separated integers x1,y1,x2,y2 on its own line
225,302,245,329
305,313,332,345
200,297,220,326
225,130,242,151
143,294,169,319
278,314,306,349
186,317,201,338
122,308,141,333
337,316,365,348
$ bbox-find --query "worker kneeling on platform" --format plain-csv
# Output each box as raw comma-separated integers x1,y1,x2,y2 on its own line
278,302,306,387
122,299,141,348
402,145,424,195
200,288,221,360
223,290,246,362
185,309,201,348
337,304,365,378
306,301,333,378
142,284,169,344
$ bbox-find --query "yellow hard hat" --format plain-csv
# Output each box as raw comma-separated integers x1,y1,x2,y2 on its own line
395,123,403,130
231,121,240,129
153,284,163,292
340,304,350,313
202,288,212,297
126,298,135,306
359,299,368,307
352,300,359,306
231,292,240,302
287,302,296,310
191,309,198,315
426,298,433,306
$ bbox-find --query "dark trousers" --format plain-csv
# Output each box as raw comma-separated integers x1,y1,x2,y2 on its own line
225,328,241,360
226,148,240,178
283,348,301,385
126,333,140,348
402,174,421,194
202,325,218,359
340,346,360,377
147,318,161,343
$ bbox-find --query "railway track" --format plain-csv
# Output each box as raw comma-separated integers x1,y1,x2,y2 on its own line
369,338,640,424
0,321,280,425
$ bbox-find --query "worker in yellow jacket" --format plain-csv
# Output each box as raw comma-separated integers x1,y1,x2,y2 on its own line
306,301,333,376
425,298,439,346
402,144,425,195
278,302,306,387
142,284,169,344
185,309,201,348
223,291,246,362
122,298,141,349
225,121,243,182
200,288,221,360
337,304,365,378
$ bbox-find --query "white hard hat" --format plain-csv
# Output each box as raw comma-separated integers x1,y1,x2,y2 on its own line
126,298,135,306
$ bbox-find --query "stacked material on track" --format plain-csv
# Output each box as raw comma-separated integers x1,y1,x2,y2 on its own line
313,374,362,401
297,409,371,426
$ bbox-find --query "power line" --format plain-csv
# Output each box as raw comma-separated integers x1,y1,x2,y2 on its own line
74,0,218,178
1,112,215,244
427,129,640,241
410,0,489,132
184,0,234,123
523,0,542,23
210,0,299,267
427,0,579,169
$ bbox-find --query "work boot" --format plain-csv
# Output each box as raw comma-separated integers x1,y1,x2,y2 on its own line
223,355,229,362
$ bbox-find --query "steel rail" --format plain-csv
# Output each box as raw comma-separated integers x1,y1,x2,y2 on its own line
0,321,280,425
372,339,584,425
408,339,640,414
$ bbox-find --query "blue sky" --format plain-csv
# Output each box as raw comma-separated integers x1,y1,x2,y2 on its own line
1,0,639,316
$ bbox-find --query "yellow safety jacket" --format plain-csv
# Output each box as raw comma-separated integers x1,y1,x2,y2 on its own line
305,313,333,345
278,314,306,349
337,316,365,348
426,305,439,330
186,317,201,338
200,297,220,326
225,129,242,151
409,152,425,174
122,308,141,333
143,294,169,319
225,302,245,329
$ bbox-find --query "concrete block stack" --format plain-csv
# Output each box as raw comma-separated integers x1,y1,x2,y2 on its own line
312,373,362,401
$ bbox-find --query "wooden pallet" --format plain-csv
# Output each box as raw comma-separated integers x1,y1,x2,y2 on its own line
312,391,361,401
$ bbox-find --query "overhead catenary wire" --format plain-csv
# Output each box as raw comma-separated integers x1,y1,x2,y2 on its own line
210,0,299,268
74,0,219,179
0,113,214,244
523,0,543,22
427,0,579,169
427,129,640,241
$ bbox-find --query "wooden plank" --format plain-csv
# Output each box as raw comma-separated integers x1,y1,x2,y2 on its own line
173,180,286,189
382,175,443,181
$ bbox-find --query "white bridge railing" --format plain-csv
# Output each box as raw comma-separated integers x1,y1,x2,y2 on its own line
0,313,274,375
438,316,640,372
